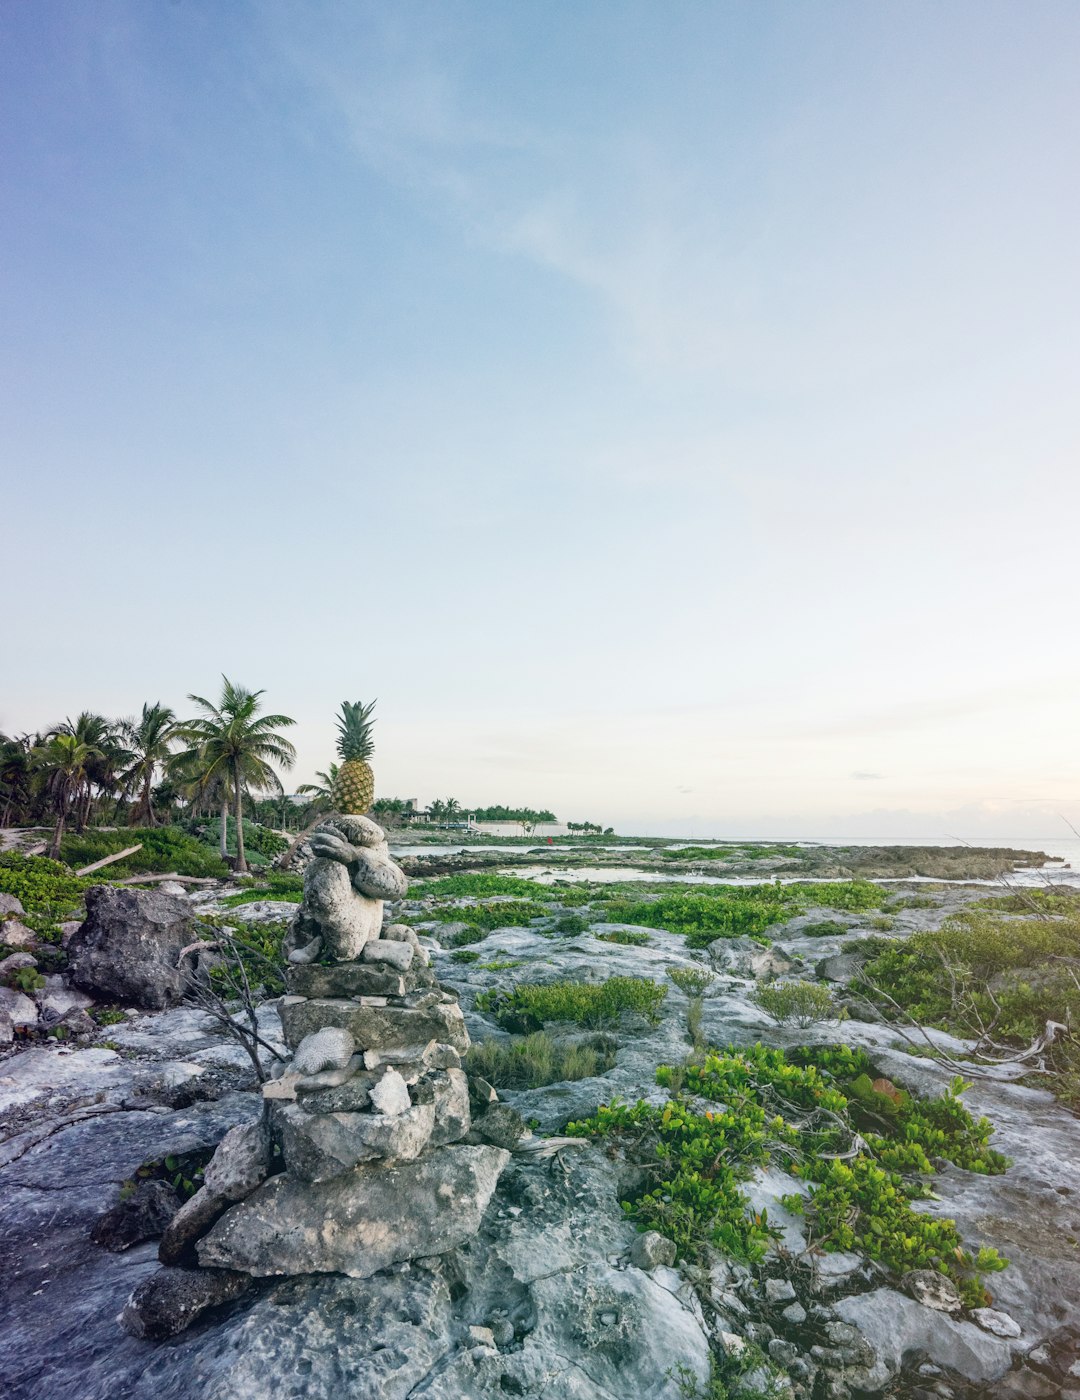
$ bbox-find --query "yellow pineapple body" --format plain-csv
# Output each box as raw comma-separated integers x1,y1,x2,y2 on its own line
332,759,374,814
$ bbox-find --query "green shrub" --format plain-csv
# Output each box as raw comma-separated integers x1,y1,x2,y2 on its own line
465,1031,618,1088
867,914,895,931
568,1042,1008,1305
429,900,548,932
860,908,1080,1105
409,873,553,900
0,852,93,919
443,927,484,948
451,949,480,963
800,919,850,938
667,966,715,997
60,827,229,879
478,975,667,1030
190,817,286,867
885,894,939,911
554,913,591,935
752,980,838,1027
596,927,650,946
601,882,885,949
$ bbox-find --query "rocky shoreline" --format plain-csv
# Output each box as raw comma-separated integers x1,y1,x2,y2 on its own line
2,847,1079,1398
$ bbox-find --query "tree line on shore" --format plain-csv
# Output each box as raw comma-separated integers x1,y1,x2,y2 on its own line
0,677,296,870
1,680,609,869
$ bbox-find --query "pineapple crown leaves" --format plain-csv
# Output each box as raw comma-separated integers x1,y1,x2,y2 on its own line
335,700,377,762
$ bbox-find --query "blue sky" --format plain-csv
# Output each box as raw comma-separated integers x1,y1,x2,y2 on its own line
3,2,1079,838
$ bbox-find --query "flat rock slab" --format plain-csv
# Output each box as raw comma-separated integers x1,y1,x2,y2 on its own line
834,1287,1018,1387
279,997,469,1055
285,962,408,999
198,1144,508,1277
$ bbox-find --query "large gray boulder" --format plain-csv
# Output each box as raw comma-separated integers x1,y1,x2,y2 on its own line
197,1144,508,1277
67,885,199,1009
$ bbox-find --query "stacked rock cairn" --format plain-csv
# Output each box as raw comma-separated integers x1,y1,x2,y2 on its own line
124,814,510,1332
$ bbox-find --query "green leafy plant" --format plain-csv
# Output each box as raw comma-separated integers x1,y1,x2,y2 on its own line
0,852,93,920
7,965,46,993
568,1042,1009,1305
451,949,480,963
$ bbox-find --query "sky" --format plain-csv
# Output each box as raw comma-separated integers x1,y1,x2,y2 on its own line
2,1,1080,841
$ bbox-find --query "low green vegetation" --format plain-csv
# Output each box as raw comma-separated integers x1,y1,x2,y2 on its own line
451,949,480,963
409,872,553,900
799,919,850,938
120,1148,214,1203
667,966,715,997
477,975,667,1030
752,980,838,1027
859,906,1080,1105
207,920,289,997
429,899,548,934
60,825,229,878
595,927,650,946
884,894,940,911
568,1042,1008,1307
553,913,592,935
219,870,305,906
0,851,93,920
601,881,885,949
465,1031,618,1088
663,844,801,862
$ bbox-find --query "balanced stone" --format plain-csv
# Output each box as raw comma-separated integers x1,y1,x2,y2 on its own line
290,1026,356,1076
285,962,409,999
276,1100,436,1181
279,997,469,1055
197,1145,510,1277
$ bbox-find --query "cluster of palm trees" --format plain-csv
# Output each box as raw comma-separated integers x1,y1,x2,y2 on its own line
566,821,612,836
0,678,296,871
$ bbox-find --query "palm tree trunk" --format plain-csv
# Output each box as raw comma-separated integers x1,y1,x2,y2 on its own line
49,795,67,860
143,772,155,827
233,768,247,873
219,798,229,859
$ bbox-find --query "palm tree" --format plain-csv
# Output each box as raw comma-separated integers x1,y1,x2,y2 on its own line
0,733,34,827
48,713,125,830
33,733,96,857
296,765,339,815
121,702,180,827
177,678,296,874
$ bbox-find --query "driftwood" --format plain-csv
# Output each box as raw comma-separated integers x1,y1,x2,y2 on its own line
75,844,143,876
115,872,219,886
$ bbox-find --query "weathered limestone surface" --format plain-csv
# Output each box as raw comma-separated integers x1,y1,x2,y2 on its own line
197,1145,509,1277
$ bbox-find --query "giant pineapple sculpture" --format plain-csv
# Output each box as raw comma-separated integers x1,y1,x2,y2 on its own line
330,699,376,814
